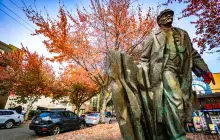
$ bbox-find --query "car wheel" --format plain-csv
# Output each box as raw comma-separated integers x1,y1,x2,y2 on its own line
50,125,60,135
79,122,85,129
35,131,42,135
86,124,90,127
4,120,14,129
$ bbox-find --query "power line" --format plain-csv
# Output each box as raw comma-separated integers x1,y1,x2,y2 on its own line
9,0,23,11
0,1,36,30
0,8,44,40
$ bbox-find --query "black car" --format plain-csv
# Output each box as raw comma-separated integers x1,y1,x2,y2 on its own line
29,110,86,135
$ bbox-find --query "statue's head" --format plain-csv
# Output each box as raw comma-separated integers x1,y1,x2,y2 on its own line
157,9,174,28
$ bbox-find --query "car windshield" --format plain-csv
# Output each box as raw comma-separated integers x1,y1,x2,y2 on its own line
88,113,99,116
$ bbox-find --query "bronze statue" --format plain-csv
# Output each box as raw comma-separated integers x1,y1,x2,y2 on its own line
108,9,215,140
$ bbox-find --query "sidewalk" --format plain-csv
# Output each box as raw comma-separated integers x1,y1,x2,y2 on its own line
22,120,32,124
187,133,219,140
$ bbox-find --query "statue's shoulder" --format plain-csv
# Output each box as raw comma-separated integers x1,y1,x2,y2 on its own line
140,33,154,49
143,33,154,42
173,27,189,36
154,28,163,35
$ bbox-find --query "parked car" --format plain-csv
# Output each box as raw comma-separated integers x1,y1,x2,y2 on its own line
0,110,22,129
85,113,112,125
29,110,86,135
80,111,98,119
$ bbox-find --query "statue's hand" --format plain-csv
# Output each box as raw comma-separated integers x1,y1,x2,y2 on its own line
202,72,215,85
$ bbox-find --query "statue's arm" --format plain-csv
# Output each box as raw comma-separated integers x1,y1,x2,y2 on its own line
191,43,210,77
181,31,210,76
184,31,215,84
139,35,154,69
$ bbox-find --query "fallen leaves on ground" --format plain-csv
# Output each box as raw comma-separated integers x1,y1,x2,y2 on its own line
36,123,122,140
56,123,121,140
57,123,122,140
36,123,220,140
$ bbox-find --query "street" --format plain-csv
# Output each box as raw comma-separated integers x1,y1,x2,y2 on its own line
0,123,42,140
0,118,118,140
0,123,87,140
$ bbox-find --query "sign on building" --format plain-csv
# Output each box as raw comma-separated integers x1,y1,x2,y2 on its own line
192,75,212,94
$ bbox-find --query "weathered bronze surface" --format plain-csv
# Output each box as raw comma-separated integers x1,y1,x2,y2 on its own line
108,9,211,140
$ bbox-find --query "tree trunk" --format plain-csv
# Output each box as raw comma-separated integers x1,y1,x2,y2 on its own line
111,104,114,115
99,88,112,123
76,105,81,116
24,97,37,120
24,108,31,120
96,94,100,112
98,93,102,112
24,103,33,120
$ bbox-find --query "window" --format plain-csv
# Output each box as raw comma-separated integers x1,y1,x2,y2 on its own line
69,112,78,119
57,112,64,118
59,111,69,118
3,111,14,115
9,111,14,115
0,111,3,115
88,113,99,117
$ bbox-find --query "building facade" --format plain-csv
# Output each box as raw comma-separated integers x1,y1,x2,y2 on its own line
5,95,73,111
192,73,220,132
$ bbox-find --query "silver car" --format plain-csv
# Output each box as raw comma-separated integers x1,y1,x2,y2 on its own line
0,110,22,129
85,113,111,125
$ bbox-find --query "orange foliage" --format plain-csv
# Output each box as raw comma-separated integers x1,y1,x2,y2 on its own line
86,0,157,56
60,66,98,93
0,47,55,98
53,65,98,113
23,0,157,87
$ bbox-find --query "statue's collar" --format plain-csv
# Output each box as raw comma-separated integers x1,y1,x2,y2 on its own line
155,27,174,35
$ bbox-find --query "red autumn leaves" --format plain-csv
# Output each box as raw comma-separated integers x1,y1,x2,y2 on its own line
165,0,219,53
0,47,55,98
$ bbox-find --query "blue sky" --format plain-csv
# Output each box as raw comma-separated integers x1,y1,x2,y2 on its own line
0,0,219,73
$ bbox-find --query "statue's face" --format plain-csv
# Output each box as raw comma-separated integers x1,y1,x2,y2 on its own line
158,12,173,27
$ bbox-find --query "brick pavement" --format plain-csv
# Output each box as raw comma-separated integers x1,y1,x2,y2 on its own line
186,133,220,140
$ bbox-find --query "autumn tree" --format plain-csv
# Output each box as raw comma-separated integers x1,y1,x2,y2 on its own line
164,0,219,53
23,0,157,123
69,84,97,115
0,47,55,120
0,50,23,96
56,66,98,115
